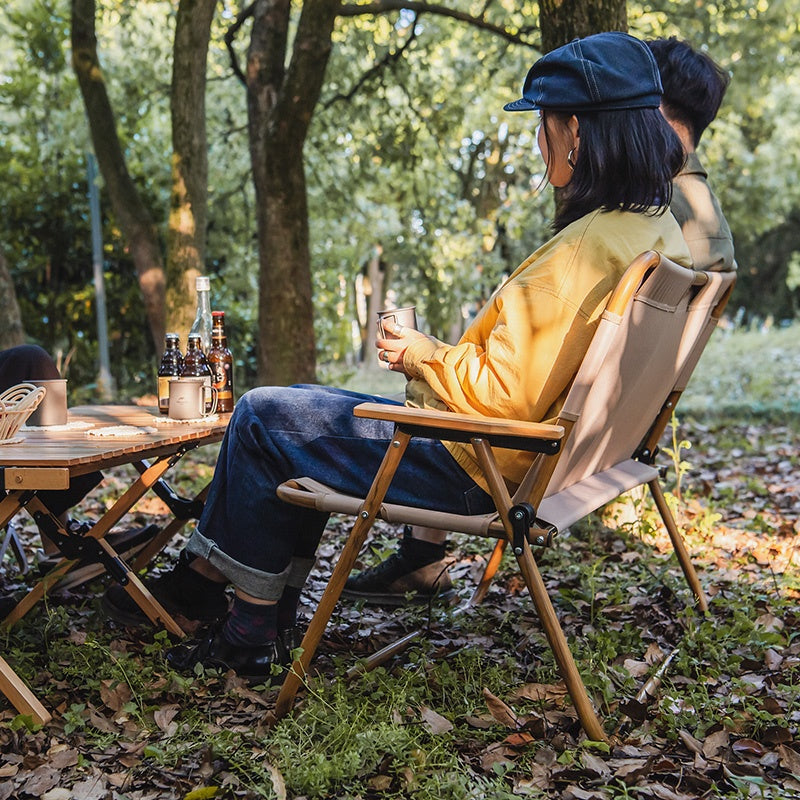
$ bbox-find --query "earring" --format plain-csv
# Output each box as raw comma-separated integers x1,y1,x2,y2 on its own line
567,148,577,170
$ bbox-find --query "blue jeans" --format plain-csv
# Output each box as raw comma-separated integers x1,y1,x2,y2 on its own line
186,384,493,600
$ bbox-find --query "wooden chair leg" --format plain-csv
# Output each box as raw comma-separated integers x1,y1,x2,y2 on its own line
0,655,51,725
468,538,507,605
513,540,610,743
274,430,411,719
648,479,708,612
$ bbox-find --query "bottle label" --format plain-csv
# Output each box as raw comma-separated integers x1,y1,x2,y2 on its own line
157,376,171,413
209,360,233,411
210,362,227,391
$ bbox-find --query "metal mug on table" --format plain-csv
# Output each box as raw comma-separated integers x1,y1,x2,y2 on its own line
168,377,218,420
27,379,68,426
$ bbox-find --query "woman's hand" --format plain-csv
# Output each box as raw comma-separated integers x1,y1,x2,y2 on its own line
376,320,427,374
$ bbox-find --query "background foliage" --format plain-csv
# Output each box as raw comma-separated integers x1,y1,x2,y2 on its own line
1,0,799,396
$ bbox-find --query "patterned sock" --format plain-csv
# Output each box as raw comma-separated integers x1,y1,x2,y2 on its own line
277,585,302,630
222,596,278,647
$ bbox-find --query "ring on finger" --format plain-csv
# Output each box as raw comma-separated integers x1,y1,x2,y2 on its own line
380,349,390,362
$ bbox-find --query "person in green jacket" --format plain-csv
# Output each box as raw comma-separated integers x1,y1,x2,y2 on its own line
647,36,735,272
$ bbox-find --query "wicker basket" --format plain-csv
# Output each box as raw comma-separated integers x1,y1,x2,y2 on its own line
0,383,46,441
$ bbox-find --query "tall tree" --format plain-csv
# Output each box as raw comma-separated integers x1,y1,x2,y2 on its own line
167,0,217,337
228,1,541,385
71,0,167,350
539,0,627,52
243,1,340,386
0,251,25,349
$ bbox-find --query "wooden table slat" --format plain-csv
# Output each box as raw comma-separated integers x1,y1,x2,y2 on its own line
1,405,228,487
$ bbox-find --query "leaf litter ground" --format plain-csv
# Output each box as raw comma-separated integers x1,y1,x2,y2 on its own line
1,414,799,799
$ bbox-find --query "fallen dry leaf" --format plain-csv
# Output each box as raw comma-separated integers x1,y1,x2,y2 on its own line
153,703,181,732
778,744,800,777
483,687,520,729
420,706,453,734
701,728,730,759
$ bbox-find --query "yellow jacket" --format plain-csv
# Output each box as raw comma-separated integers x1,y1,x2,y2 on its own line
403,207,692,490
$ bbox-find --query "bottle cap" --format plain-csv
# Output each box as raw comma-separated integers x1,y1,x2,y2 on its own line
196,276,211,291
165,332,180,340
212,311,225,319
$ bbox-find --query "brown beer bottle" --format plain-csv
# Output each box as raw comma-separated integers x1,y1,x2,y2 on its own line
157,333,183,415
207,311,234,412
181,332,214,412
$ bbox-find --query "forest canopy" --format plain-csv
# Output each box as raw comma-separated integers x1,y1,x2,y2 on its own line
1,0,799,397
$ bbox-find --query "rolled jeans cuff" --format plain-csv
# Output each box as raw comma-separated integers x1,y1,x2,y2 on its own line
186,529,291,601
287,557,315,588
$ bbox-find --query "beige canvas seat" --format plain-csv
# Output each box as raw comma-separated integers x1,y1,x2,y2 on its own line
272,251,735,741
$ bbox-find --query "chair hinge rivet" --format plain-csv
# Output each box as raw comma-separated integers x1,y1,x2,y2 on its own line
360,511,369,519
392,440,400,448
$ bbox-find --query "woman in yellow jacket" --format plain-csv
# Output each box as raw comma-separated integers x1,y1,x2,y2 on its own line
104,32,692,681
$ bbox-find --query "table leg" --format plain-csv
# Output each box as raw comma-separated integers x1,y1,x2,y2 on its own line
5,462,187,638
130,482,211,571
0,655,51,725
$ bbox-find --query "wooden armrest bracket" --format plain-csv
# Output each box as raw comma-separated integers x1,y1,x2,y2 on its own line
354,403,564,453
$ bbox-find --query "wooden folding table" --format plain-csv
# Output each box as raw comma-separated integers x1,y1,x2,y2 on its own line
0,404,228,723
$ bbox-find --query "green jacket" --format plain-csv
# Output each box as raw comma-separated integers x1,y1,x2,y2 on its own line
671,152,736,272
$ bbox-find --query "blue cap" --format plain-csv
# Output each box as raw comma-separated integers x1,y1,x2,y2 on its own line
504,32,663,113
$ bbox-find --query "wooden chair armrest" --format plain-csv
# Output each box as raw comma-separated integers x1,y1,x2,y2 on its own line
354,402,564,454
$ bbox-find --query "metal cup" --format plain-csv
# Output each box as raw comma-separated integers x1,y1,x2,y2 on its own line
377,306,417,338
168,378,218,420
27,379,68,426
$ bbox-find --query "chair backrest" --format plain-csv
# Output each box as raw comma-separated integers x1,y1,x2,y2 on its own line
543,252,734,497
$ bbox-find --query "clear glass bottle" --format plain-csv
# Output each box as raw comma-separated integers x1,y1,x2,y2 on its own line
207,311,234,413
189,275,213,352
157,333,183,415
181,332,213,412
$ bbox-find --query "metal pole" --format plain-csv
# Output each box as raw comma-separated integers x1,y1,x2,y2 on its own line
87,152,114,400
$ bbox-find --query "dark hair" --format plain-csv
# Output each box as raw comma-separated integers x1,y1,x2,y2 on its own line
646,37,730,146
542,108,685,232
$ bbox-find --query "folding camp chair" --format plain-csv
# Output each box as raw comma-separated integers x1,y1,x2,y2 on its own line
272,251,735,742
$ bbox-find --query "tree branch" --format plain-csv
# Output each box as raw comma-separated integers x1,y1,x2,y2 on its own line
338,1,538,46
323,14,419,109
224,1,256,87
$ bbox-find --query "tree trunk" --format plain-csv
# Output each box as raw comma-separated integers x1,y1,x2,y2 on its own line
246,0,340,385
539,1,628,220
539,0,627,53
0,251,25,349
71,0,167,352
167,0,216,339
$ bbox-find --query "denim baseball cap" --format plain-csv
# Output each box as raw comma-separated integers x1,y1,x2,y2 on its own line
504,31,662,113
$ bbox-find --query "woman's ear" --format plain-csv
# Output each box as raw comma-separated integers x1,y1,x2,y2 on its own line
567,114,580,152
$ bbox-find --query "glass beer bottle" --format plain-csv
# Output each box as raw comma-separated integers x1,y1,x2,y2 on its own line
189,275,213,352
157,333,183,415
207,311,234,413
181,332,213,412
